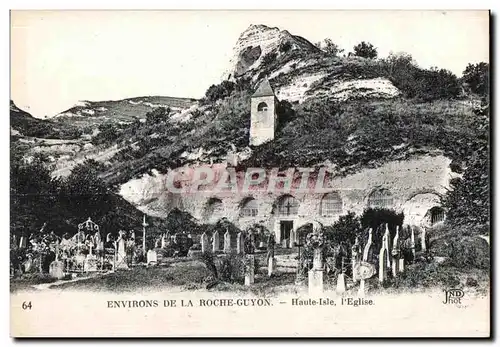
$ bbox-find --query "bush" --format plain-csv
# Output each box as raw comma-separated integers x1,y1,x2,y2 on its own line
204,81,236,103
462,62,489,96
324,212,360,245
353,41,377,59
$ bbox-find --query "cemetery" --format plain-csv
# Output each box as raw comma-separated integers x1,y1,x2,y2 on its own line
11,205,485,297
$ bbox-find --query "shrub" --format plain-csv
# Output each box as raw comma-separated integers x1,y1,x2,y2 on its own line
462,62,489,96
324,212,361,245
353,41,378,59
204,81,236,103
279,41,292,53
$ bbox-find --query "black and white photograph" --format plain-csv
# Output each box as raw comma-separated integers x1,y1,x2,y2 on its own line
9,10,490,337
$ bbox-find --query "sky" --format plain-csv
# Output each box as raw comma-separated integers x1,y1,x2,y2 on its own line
11,10,489,118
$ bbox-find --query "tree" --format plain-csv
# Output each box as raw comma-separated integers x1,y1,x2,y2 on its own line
353,41,378,59
204,80,236,103
442,105,489,229
462,62,489,96
317,38,344,57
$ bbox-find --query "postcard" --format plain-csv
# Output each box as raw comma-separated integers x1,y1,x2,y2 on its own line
10,9,490,337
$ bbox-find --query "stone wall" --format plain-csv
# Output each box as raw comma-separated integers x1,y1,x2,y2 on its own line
120,154,454,241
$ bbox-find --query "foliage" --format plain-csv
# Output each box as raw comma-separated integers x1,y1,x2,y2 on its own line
360,208,404,230
204,81,236,103
319,38,344,57
442,105,489,229
353,41,378,59
323,212,361,245
381,52,461,101
462,62,489,96
145,107,171,124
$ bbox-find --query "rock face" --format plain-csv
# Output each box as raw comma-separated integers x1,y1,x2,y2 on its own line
223,24,321,80
222,24,401,103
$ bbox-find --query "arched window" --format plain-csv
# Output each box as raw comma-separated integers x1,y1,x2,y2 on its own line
257,102,268,112
430,207,445,225
275,195,299,216
320,192,343,216
368,189,393,208
240,198,259,217
205,198,224,220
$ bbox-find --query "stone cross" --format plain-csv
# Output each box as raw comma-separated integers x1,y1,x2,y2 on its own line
224,231,231,254
212,231,220,252
201,232,209,253
236,232,244,254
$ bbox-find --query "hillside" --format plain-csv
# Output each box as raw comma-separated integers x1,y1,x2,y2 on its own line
52,95,198,129
10,23,489,234
223,24,401,103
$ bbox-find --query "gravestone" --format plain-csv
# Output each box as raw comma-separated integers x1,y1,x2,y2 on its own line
224,231,231,254
379,248,388,282
212,231,220,252
308,248,324,296
84,254,98,272
244,255,255,286
147,250,157,265
391,226,400,277
410,227,416,261
236,232,244,254
201,233,209,253
116,237,129,270
359,228,373,297
351,237,361,282
267,256,276,277
161,234,167,249
336,273,346,293
421,228,427,252
398,258,405,272
49,260,65,280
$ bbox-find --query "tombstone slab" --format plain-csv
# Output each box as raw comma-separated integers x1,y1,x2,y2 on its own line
244,255,255,286
212,231,220,252
49,260,65,280
84,255,98,272
116,238,129,270
398,258,405,272
223,231,231,254
201,233,209,253
308,269,323,296
147,250,158,265
267,257,276,277
336,273,346,293
236,232,244,254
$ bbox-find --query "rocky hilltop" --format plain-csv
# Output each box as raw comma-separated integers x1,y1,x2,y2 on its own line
223,24,400,103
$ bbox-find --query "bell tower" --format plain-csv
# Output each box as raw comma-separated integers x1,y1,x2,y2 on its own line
250,77,277,146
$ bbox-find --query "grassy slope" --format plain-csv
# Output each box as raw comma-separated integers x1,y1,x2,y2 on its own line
53,96,198,129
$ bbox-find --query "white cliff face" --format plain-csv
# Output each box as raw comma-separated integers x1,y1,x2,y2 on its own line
222,24,320,80
222,24,401,103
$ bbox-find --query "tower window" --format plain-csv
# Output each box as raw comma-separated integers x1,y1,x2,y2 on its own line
257,102,268,112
